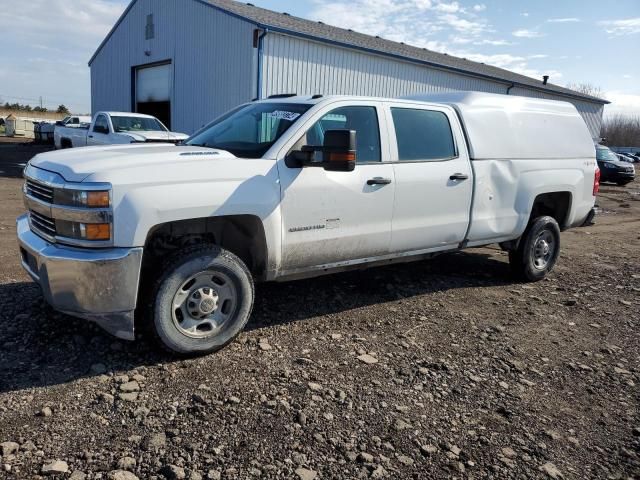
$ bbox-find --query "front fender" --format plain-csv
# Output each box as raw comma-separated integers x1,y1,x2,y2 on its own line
109,172,283,278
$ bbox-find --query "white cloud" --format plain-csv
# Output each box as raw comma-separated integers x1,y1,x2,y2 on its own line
547,18,580,23
309,1,561,84
0,0,127,112
599,18,640,36
438,13,491,34
623,74,632,79
512,29,544,38
475,39,513,46
310,0,491,45
604,92,640,118
434,1,461,13
521,12,529,17
473,4,486,12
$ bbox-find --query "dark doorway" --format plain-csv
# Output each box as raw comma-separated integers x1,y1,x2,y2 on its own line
137,101,171,129
134,61,172,129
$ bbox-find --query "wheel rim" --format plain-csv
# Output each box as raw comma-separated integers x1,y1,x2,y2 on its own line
532,230,555,270
171,270,238,338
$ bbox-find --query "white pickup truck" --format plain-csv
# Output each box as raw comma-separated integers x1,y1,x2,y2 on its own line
57,115,92,127
17,92,598,355
53,111,188,149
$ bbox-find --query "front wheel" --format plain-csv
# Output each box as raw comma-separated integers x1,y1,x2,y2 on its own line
150,245,254,355
509,216,561,282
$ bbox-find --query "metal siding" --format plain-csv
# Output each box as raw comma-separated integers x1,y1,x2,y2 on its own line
261,34,602,139
262,34,507,100
90,0,255,134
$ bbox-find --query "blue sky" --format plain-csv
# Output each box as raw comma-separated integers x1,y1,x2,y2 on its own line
1,0,638,116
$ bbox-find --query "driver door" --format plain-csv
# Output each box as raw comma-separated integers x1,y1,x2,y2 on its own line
277,101,395,273
88,114,111,146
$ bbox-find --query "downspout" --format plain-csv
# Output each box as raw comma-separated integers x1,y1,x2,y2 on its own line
256,28,268,100
506,83,515,95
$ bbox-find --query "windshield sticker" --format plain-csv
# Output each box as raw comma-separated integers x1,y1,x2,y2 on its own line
268,110,301,121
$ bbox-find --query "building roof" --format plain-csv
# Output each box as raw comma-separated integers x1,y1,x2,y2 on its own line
90,0,608,105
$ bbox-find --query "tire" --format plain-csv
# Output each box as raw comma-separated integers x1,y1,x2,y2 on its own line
509,216,561,282
150,244,254,355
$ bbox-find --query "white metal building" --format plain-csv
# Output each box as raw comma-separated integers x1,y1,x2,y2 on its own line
89,0,608,137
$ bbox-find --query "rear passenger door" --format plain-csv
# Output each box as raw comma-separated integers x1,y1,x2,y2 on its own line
386,102,473,253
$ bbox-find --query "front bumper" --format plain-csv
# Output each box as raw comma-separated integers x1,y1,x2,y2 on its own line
602,171,635,183
16,214,142,340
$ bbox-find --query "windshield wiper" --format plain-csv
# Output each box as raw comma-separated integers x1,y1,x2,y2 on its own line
188,143,215,148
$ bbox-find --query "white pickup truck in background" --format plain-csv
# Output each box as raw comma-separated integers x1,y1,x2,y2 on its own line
18,92,598,355
54,111,188,149
57,115,92,127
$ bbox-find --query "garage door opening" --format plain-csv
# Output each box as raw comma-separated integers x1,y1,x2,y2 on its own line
135,62,171,129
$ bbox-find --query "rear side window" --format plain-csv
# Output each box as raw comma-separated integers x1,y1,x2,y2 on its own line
391,108,456,161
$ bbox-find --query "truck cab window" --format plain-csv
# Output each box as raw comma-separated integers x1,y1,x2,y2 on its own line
185,103,311,158
391,108,456,161
93,115,109,134
297,106,381,163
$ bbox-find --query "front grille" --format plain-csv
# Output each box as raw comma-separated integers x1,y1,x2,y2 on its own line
29,210,56,238
25,179,54,202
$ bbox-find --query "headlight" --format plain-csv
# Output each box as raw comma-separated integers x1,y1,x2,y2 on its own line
55,189,110,208
603,162,616,169
55,220,111,241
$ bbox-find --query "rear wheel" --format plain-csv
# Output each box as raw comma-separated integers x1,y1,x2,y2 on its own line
509,216,560,282
150,245,254,355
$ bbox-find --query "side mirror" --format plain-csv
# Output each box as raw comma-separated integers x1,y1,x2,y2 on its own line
55,121,63,126
285,129,357,172
321,129,356,171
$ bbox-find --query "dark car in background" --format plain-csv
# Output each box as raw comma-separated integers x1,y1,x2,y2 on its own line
596,145,635,185
618,152,640,163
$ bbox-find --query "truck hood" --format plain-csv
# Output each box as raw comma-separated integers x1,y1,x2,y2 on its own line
30,144,244,182
123,130,189,143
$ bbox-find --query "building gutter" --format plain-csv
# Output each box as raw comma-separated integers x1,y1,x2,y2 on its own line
506,83,515,95
256,28,268,100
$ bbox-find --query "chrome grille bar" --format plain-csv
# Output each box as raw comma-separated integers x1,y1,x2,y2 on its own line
25,179,54,202
29,210,56,237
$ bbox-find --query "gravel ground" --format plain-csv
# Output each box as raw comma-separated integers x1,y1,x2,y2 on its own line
0,163,638,479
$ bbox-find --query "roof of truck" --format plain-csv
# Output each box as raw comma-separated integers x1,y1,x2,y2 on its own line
99,112,159,118
90,0,607,105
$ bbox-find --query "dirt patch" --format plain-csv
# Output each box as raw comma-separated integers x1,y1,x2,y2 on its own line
0,171,638,479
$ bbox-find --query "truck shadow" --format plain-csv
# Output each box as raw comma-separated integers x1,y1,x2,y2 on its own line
248,249,511,331
0,249,510,394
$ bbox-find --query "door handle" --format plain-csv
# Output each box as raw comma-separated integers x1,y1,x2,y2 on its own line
367,177,392,185
88,135,93,138
449,173,469,181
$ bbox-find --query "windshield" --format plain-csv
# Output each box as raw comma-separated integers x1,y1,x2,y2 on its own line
185,102,312,158
111,116,166,132
596,147,618,162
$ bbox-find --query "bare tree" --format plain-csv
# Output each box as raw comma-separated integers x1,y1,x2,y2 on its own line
601,115,640,147
566,82,604,99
